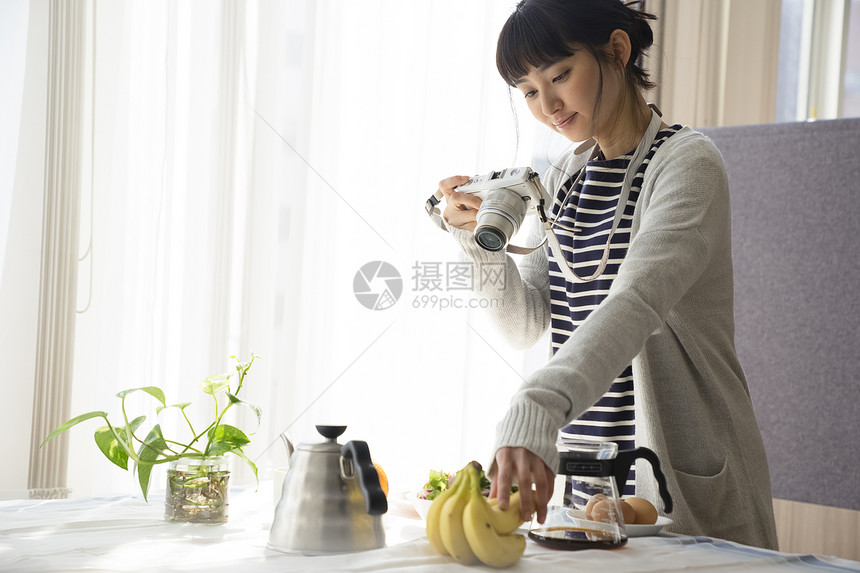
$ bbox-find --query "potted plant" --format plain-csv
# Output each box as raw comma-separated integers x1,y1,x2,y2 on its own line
41,353,261,524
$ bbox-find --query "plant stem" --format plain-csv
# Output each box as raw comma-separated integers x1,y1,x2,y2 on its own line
181,408,197,438
160,440,188,456
233,354,256,396
107,421,141,463
121,395,133,451
202,392,237,457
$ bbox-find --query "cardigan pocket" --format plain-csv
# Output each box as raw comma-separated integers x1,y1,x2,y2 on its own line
671,455,730,524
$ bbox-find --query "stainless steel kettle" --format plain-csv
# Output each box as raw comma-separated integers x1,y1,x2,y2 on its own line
268,425,387,553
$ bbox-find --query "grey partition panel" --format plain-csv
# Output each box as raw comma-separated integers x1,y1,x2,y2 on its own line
701,119,860,511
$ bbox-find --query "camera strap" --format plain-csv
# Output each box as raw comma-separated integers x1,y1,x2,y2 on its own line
543,106,663,283
424,190,450,232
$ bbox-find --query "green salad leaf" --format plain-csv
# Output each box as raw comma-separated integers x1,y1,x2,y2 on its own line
424,469,451,500
419,467,515,500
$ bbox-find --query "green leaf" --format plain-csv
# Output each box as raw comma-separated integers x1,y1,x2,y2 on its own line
40,411,108,448
199,374,230,395
206,424,250,456
424,469,451,500
156,402,191,416
226,393,262,426
135,424,168,501
116,387,166,407
94,416,146,470
231,448,259,485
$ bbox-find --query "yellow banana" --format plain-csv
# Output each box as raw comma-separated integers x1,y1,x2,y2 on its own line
463,466,527,568
438,465,479,565
488,491,537,534
425,470,463,556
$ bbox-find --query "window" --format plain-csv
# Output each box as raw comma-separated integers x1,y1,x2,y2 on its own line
777,0,860,121
844,0,860,116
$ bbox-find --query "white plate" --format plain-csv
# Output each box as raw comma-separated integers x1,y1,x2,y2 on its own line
388,491,422,519
625,516,673,537
411,497,434,520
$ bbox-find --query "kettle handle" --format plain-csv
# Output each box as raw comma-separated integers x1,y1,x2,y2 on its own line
613,447,673,514
341,440,388,516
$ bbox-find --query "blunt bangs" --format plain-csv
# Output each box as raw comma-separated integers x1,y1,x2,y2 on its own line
496,6,576,86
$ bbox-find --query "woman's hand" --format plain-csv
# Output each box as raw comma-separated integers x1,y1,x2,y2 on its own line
438,175,481,231
489,446,554,524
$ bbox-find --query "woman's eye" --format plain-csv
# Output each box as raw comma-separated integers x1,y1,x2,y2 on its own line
524,89,537,99
552,71,569,83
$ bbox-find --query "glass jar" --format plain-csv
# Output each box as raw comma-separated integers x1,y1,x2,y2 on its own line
164,456,231,524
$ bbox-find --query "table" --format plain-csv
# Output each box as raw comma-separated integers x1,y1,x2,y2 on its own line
2,485,859,572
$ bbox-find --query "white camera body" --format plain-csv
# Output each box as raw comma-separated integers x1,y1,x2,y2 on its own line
455,167,550,252
455,167,548,206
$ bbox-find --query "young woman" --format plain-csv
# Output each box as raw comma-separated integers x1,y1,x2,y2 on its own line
437,0,778,550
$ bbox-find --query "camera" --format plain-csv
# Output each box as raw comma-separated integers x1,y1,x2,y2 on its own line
455,167,550,251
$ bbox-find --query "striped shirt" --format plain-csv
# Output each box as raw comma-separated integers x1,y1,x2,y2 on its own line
549,125,682,496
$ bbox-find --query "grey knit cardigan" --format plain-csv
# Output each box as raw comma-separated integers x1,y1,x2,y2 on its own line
450,126,779,550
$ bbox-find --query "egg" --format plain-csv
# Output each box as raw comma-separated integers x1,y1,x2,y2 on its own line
584,493,606,519
589,499,611,522
589,498,636,524
626,496,658,525
619,500,636,524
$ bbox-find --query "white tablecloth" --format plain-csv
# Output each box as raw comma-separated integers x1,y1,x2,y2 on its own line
1,485,859,573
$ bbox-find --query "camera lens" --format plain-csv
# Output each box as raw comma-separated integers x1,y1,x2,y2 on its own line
473,188,528,252
475,227,505,251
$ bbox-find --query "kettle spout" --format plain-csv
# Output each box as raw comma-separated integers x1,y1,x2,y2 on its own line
279,432,295,466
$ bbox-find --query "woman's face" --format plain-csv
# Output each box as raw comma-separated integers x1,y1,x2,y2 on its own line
514,48,615,143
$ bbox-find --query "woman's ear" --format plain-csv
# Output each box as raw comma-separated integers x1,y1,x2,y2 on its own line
608,29,632,68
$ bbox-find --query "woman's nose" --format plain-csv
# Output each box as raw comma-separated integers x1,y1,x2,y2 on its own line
540,91,561,117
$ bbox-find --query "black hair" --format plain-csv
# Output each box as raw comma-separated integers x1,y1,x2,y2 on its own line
496,0,656,92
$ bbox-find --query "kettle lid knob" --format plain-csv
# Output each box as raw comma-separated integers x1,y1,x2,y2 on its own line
316,425,347,441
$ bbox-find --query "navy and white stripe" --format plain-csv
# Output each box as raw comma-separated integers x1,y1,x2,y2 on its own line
550,125,682,496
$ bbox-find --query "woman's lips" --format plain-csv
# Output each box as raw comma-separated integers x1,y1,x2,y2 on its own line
553,113,577,129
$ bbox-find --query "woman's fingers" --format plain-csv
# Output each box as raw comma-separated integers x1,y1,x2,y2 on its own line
438,175,471,197
532,461,554,524
442,190,481,231
448,190,483,210
492,447,554,524
435,175,481,231
514,450,539,522
493,448,516,511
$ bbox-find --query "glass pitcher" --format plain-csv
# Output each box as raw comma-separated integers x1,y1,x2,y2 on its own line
528,439,673,550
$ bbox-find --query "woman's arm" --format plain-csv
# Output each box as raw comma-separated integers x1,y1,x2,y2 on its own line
436,172,553,350
450,217,551,350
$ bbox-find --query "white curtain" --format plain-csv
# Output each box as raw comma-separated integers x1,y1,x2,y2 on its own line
65,0,552,498
0,0,30,275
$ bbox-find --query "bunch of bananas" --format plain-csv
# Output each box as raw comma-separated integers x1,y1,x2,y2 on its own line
425,461,532,568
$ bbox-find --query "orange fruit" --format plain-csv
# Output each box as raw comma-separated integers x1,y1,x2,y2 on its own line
372,461,388,497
